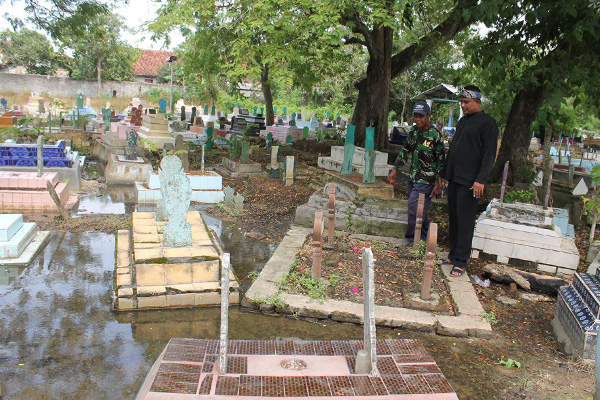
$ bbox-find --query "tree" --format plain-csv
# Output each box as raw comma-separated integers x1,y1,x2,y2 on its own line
468,0,600,183
0,28,55,75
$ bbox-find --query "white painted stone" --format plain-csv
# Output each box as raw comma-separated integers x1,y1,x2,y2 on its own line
511,245,545,263
471,235,485,250
496,256,509,264
471,249,480,258
533,171,543,186
483,239,513,258
538,264,558,274
557,266,577,275
573,178,588,195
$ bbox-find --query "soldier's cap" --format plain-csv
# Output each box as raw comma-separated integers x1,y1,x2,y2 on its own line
412,102,430,116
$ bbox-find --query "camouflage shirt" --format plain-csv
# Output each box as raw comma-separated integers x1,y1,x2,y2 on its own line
394,126,445,184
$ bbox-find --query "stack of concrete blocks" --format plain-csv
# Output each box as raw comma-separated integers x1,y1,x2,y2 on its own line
471,199,579,275
135,171,225,204
113,211,239,310
0,214,49,265
318,146,394,177
553,270,600,360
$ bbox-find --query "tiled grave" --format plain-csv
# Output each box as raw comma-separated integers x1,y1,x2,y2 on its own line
112,211,239,311
214,157,265,179
137,338,458,399
138,115,176,149
471,199,579,275
553,270,600,360
259,126,307,142
0,171,77,211
0,213,50,265
318,145,394,177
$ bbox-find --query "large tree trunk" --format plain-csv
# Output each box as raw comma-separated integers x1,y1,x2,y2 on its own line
488,85,547,183
260,64,274,126
351,26,392,148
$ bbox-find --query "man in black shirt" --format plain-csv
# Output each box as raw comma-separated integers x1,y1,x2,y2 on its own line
442,85,499,276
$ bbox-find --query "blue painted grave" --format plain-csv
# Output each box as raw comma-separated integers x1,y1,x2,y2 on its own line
0,140,72,167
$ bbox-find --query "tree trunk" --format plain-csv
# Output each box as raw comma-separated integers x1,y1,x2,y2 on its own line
96,56,102,96
488,85,547,183
260,64,274,126
541,123,553,191
350,26,393,149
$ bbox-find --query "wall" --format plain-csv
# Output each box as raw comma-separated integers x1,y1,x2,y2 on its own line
0,72,179,99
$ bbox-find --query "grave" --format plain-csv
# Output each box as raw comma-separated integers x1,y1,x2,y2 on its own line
295,183,408,238
214,142,265,179
0,214,50,265
0,171,76,212
552,270,600,360
259,125,306,143
471,199,580,275
104,130,153,184
138,115,176,150
319,145,394,177
23,92,44,115
0,111,18,127
135,169,225,204
114,156,238,311
65,92,97,121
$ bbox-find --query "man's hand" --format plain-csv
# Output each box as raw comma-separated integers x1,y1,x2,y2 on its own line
389,169,398,184
471,182,485,198
432,182,442,198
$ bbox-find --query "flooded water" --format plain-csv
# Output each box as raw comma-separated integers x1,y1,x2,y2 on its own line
0,186,517,399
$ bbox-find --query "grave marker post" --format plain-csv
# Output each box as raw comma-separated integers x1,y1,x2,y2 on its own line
413,193,425,250
421,223,437,300
312,211,324,280
355,247,377,375
328,184,336,244
500,161,509,203
36,135,44,177
218,253,231,374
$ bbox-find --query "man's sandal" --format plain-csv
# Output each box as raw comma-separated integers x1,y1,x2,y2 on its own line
450,266,466,277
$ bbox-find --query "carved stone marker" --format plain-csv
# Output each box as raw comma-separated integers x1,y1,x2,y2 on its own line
158,98,167,114
284,156,295,186
156,156,185,222
341,125,356,175
413,193,425,250
234,193,244,215
218,253,231,374
328,184,336,244
125,129,138,160
174,134,189,172
302,126,309,139
268,146,280,179
37,135,44,177
161,156,192,247
355,247,378,375
500,161,509,203
267,132,273,147
240,141,250,163
421,223,437,300
206,126,214,150
362,127,376,184
224,186,235,207
312,211,324,280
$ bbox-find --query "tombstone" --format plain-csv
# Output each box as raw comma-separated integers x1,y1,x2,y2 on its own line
158,98,167,113
336,115,342,126
260,107,264,115
125,129,139,160
328,184,336,244
232,106,239,116
36,135,44,177
156,156,185,221
268,146,281,179
302,126,309,139
354,247,378,375
229,136,239,159
253,106,257,116
289,112,296,126
500,161,509,203
234,193,244,214
267,132,273,147
282,107,287,116
340,125,356,174
106,101,111,110
102,108,111,128
219,116,227,130
211,105,216,116
38,99,45,113
277,118,284,125
160,156,192,247
190,106,197,125
218,253,231,374
285,134,293,148
362,127,376,184
180,105,186,121
0,98,7,110
175,134,189,171
573,178,588,196
533,170,543,186
312,211,324,279
223,186,235,207
300,110,306,121
205,126,214,150
131,107,142,126
77,92,84,109
283,156,295,186
413,193,425,249
421,223,437,300
240,141,250,163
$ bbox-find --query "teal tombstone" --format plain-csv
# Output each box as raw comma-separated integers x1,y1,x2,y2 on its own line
302,126,309,139
277,118,284,125
260,107,264,115
241,141,250,162
77,93,84,109
205,126,214,150
160,156,192,247
282,107,287,116
326,111,330,119
211,105,216,116
267,132,273,147
102,108,111,128
158,99,167,113
235,103,239,107
286,134,293,148
253,106,257,116
274,107,278,114
204,105,209,115
363,127,376,184
340,124,356,175
289,113,296,126
229,136,237,158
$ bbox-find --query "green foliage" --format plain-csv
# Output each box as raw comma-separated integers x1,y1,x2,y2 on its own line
482,310,498,325
276,264,329,302
0,28,56,75
497,358,521,368
407,240,426,259
504,187,536,204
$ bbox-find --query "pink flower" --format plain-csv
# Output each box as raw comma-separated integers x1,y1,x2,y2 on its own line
338,262,344,267
352,247,358,252
352,287,358,294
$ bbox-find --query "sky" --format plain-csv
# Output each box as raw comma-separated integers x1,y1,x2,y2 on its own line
0,0,184,50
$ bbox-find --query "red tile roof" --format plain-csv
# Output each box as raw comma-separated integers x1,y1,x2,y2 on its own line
132,50,177,77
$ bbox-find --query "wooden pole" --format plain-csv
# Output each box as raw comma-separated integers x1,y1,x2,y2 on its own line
327,184,336,244
413,193,425,250
312,212,324,280
421,223,437,300
46,181,70,220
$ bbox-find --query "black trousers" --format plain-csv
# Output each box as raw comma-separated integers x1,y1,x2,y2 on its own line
447,181,479,269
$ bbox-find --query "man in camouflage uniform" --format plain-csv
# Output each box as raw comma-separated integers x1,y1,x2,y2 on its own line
389,102,445,246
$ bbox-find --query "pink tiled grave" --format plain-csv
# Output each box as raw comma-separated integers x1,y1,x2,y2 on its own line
138,339,458,399
0,171,73,211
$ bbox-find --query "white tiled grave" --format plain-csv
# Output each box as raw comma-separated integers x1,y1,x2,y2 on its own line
318,145,394,177
471,199,579,274
135,171,225,204
0,214,50,264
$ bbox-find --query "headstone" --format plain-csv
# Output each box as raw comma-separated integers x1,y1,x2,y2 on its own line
232,106,239,116
85,97,91,107
289,112,296,126
156,156,185,221
573,178,588,196
190,106,197,125
77,92,84,109
106,101,111,110
180,105,186,121
175,134,189,171
36,135,44,177
328,184,336,244
102,108,111,128
206,126,214,150
362,127,376,183
240,141,250,163
211,105,216,116
218,253,231,374
354,247,378,375
224,187,235,207
533,170,543,186
341,125,356,174
421,223,437,300
413,193,425,249
158,98,167,113
161,156,193,247
312,211,324,279
234,194,244,214
267,132,273,147
285,134,292,148
302,126,309,139
131,106,142,126
500,161,509,203
260,107,264,115
268,146,281,178
38,99,45,113
125,129,138,160
284,156,295,186
253,106,257,116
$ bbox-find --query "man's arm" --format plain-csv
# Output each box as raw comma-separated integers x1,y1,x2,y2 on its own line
474,117,499,185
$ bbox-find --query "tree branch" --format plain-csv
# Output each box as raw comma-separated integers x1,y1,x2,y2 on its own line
340,11,374,56
343,36,367,47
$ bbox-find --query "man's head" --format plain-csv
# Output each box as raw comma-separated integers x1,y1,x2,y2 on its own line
459,85,482,115
412,102,431,130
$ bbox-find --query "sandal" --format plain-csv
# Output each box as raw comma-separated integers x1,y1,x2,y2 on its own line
450,266,466,277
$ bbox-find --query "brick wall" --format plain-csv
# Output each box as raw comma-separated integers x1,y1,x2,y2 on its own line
0,72,179,98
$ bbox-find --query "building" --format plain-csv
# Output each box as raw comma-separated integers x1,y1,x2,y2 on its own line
132,50,177,84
